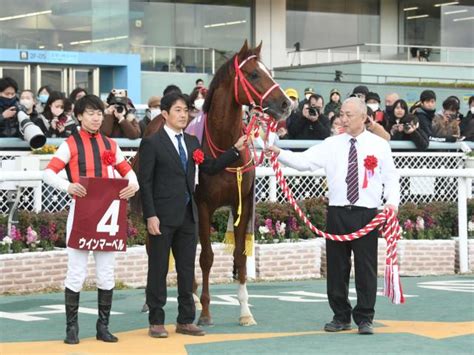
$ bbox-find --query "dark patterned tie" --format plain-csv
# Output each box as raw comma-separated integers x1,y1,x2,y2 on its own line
175,134,187,172
345,138,359,204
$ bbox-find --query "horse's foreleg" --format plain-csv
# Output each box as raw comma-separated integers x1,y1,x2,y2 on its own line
233,198,257,326
193,278,202,310
197,207,214,326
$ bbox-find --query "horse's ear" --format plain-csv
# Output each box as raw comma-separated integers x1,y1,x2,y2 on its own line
255,41,263,55
238,40,249,58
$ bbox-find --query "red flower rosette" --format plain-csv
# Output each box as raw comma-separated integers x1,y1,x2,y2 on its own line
193,149,204,165
362,155,378,189
102,150,116,166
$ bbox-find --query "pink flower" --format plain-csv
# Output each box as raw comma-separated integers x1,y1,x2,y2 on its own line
403,219,414,232
26,227,38,246
415,216,425,231
10,225,22,241
265,218,275,236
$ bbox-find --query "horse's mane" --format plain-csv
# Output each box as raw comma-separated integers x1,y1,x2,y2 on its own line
202,47,260,113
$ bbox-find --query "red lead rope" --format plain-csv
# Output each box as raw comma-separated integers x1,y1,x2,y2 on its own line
269,153,405,304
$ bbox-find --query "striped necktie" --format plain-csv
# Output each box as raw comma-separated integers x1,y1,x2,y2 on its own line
175,133,187,172
345,138,359,204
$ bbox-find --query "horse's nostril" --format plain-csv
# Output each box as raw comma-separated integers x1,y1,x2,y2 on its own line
281,100,288,109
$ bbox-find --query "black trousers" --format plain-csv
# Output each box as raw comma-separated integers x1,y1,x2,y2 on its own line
146,205,197,325
326,206,378,325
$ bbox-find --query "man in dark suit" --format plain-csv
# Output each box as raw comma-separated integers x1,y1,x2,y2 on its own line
138,93,247,338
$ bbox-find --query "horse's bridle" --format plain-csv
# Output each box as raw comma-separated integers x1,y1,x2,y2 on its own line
233,55,280,111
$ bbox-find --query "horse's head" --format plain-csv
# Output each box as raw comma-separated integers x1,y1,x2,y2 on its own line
234,41,291,121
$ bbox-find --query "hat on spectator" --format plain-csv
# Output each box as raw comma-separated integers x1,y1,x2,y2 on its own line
351,85,369,96
147,95,161,108
420,90,436,102
365,92,381,103
285,88,299,100
304,87,316,95
330,88,340,96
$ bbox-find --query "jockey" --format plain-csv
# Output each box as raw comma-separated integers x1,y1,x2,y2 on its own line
43,94,139,345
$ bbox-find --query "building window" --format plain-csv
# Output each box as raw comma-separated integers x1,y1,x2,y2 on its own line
286,0,380,50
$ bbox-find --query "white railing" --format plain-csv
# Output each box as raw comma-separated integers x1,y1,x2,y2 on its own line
287,43,474,67
0,167,472,273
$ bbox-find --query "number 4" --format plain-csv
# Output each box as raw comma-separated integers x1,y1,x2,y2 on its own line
97,200,120,236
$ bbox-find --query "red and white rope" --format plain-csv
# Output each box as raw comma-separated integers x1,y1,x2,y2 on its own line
269,153,405,304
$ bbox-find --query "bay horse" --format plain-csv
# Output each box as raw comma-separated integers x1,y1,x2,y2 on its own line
131,41,290,325
195,41,290,326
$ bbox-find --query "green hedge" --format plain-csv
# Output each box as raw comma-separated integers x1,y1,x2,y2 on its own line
1,199,473,253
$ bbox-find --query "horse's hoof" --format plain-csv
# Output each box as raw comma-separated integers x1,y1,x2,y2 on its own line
239,316,257,326
197,316,214,327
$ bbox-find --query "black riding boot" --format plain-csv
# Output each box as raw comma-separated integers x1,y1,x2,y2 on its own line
96,288,119,342
64,288,80,345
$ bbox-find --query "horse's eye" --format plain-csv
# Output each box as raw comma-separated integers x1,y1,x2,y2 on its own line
250,70,259,80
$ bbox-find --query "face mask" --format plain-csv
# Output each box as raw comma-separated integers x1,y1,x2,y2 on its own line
38,94,49,104
0,96,17,108
367,103,379,112
51,107,64,117
194,98,205,111
290,100,298,111
470,107,474,114
385,105,393,114
150,108,161,119
20,99,34,110
305,94,311,100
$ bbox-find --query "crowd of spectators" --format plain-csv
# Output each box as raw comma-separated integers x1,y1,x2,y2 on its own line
1,76,473,150
278,84,473,148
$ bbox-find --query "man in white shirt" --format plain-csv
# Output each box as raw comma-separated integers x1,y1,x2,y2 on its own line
266,97,400,335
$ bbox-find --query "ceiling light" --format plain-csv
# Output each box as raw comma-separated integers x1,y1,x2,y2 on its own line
444,9,468,15
70,35,128,46
434,2,459,7
204,20,247,28
453,16,474,21
0,10,51,22
403,7,419,11
407,14,429,20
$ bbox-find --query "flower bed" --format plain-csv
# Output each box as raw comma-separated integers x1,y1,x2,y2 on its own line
1,199,473,254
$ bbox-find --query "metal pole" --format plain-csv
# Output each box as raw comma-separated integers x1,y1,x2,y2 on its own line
356,46,360,60
34,184,42,213
458,177,469,273
212,49,215,74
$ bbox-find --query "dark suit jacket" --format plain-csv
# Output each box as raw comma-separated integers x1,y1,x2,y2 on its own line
138,127,240,227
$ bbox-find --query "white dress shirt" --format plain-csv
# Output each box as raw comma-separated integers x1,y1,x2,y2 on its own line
164,124,188,159
278,130,400,208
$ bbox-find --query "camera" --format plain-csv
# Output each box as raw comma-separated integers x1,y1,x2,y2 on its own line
308,107,319,117
16,104,46,149
106,89,129,116
401,114,418,133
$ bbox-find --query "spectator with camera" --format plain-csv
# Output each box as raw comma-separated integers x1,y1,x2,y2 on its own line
0,77,21,138
288,94,330,140
388,99,428,150
35,91,77,138
431,97,462,142
102,90,141,139
460,95,474,141
324,88,342,119
414,90,438,141
19,90,41,123
366,106,390,141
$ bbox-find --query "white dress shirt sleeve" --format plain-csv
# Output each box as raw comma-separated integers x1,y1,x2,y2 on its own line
380,141,400,207
277,142,327,172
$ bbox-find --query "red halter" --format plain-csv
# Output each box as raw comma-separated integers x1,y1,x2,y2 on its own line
233,55,280,109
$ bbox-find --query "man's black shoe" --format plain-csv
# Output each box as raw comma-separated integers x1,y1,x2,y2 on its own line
358,321,374,335
324,319,352,332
